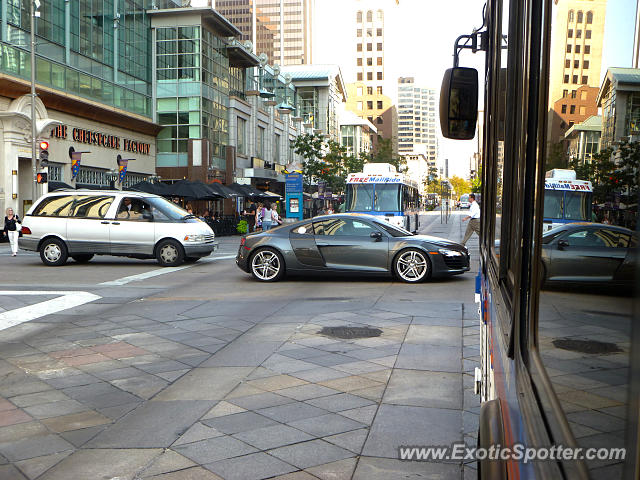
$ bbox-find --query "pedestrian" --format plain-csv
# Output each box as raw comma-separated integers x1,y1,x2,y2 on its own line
255,202,264,231
247,201,257,232
461,193,480,246
326,205,335,215
270,203,282,227
185,204,194,215
4,207,21,257
261,202,273,231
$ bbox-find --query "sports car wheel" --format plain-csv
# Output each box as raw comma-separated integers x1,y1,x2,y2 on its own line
394,248,430,283
250,248,284,282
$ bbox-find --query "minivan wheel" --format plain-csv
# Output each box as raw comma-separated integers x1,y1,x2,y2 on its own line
250,248,284,282
156,239,185,267
40,238,68,266
72,254,94,263
393,248,430,283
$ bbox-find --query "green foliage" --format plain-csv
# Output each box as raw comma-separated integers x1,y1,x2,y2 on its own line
471,166,482,193
236,220,248,234
423,165,441,194
570,140,640,205
448,175,471,197
370,136,404,170
546,142,569,170
293,133,371,194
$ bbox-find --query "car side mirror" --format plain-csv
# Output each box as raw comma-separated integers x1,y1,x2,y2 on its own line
558,239,569,249
439,67,478,140
370,231,383,242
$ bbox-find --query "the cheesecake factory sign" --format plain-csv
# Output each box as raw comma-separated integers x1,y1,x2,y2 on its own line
51,125,151,155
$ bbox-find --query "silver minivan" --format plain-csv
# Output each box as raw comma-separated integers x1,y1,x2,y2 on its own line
20,190,218,267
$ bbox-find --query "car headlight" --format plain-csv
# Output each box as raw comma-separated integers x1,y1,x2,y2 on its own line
439,248,463,257
184,234,206,242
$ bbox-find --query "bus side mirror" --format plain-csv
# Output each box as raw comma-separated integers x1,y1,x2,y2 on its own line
439,67,478,140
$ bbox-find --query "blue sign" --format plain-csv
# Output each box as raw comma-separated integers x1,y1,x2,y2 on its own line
285,173,303,193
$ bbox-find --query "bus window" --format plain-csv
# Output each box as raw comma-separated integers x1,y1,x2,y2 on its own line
543,190,564,219
345,184,374,211
374,184,401,212
564,191,590,221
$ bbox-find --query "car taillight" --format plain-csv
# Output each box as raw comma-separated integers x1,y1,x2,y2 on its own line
21,226,31,235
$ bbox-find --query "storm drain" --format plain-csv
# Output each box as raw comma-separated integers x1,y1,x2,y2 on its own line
552,338,622,355
319,326,382,339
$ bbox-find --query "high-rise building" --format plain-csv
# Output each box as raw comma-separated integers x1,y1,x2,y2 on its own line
396,77,437,163
213,0,314,66
548,0,607,146
346,0,398,154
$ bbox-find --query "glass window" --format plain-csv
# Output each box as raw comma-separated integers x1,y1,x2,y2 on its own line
116,197,153,221
586,11,593,24
314,218,378,236
564,192,590,220
564,229,606,247
70,195,114,219
543,190,564,219
237,117,246,155
345,184,374,211
32,195,75,217
291,223,313,235
374,184,401,212
577,10,583,23
374,221,411,237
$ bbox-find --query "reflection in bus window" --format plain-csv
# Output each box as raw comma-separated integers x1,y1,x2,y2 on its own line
543,190,564,219
564,191,589,220
374,184,401,212
345,184,374,211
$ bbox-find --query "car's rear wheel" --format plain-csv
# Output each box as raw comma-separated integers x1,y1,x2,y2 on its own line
72,254,94,263
394,248,430,283
156,239,185,267
40,238,68,266
250,248,284,282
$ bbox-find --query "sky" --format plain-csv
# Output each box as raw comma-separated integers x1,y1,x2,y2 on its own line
312,0,637,179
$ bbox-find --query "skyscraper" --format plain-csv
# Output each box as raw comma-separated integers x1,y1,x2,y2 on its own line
548,0,607,146
213,0,313,66
397,77,437,163
346,0,398,154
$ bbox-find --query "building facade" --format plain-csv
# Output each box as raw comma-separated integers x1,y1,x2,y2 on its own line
345,81,396,154
548,0,608,144
213,0,314,66
0,0,160,216
282,64,346,140
564,115,601,164
396,77,437,163
597,67,640,149
338,106,376,156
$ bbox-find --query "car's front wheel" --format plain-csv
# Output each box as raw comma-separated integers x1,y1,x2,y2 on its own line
393,248,430,283
250,248,284,282
40,238,68,266
156,239,185,267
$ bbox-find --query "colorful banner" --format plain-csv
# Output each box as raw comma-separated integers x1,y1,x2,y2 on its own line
117,157,128,184
70,151,82,180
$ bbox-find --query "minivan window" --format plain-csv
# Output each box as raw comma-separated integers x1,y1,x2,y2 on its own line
70,195,114,219
32,195,75,217
147,197,191,221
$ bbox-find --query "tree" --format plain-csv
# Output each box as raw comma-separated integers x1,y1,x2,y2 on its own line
448,175,471,197
471,166,482,193
370,136,404,170
293,133,325,189
546,141,569,170
423,166,440,194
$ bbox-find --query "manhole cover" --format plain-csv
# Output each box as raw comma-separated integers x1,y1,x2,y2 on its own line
552,338,622,355
319,326,382,339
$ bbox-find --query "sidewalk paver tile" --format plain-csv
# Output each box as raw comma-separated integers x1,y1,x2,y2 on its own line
246,375,307,392
41,411,111,433
205,452,297,480
232,424,313,450
14,451,71,480
174,423,224,446
139,450,195,477
305,457,358,480
0,409,31,427
0,434,73,462
288,413,365,437
36,448,161,480
202,412,278,435
274,384,340,401
23,399,89,419
155,368,253,401
173,436,257,464
352,456,461,479
395,344,462,372
225,393,294,411
323,428,368,454
144,466,223,479
383,369,462,409
0,464,28,479
257,403,328,423
268,439,354,470
87,401,213,448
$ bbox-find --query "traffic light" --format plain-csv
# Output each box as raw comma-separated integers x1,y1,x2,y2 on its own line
36,172,48,184
39,140,49,168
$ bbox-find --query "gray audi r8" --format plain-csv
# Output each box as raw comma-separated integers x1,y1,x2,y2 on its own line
236,213,470,282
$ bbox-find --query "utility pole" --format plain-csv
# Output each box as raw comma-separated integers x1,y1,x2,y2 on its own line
30,0,39,204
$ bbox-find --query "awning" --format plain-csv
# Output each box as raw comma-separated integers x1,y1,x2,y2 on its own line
48,181,74,191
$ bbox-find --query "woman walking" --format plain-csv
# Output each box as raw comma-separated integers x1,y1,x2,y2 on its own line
261,203,273,231
4,208,21,257
270,203,282,227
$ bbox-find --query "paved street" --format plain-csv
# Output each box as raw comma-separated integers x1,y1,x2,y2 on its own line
0,210,481,480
